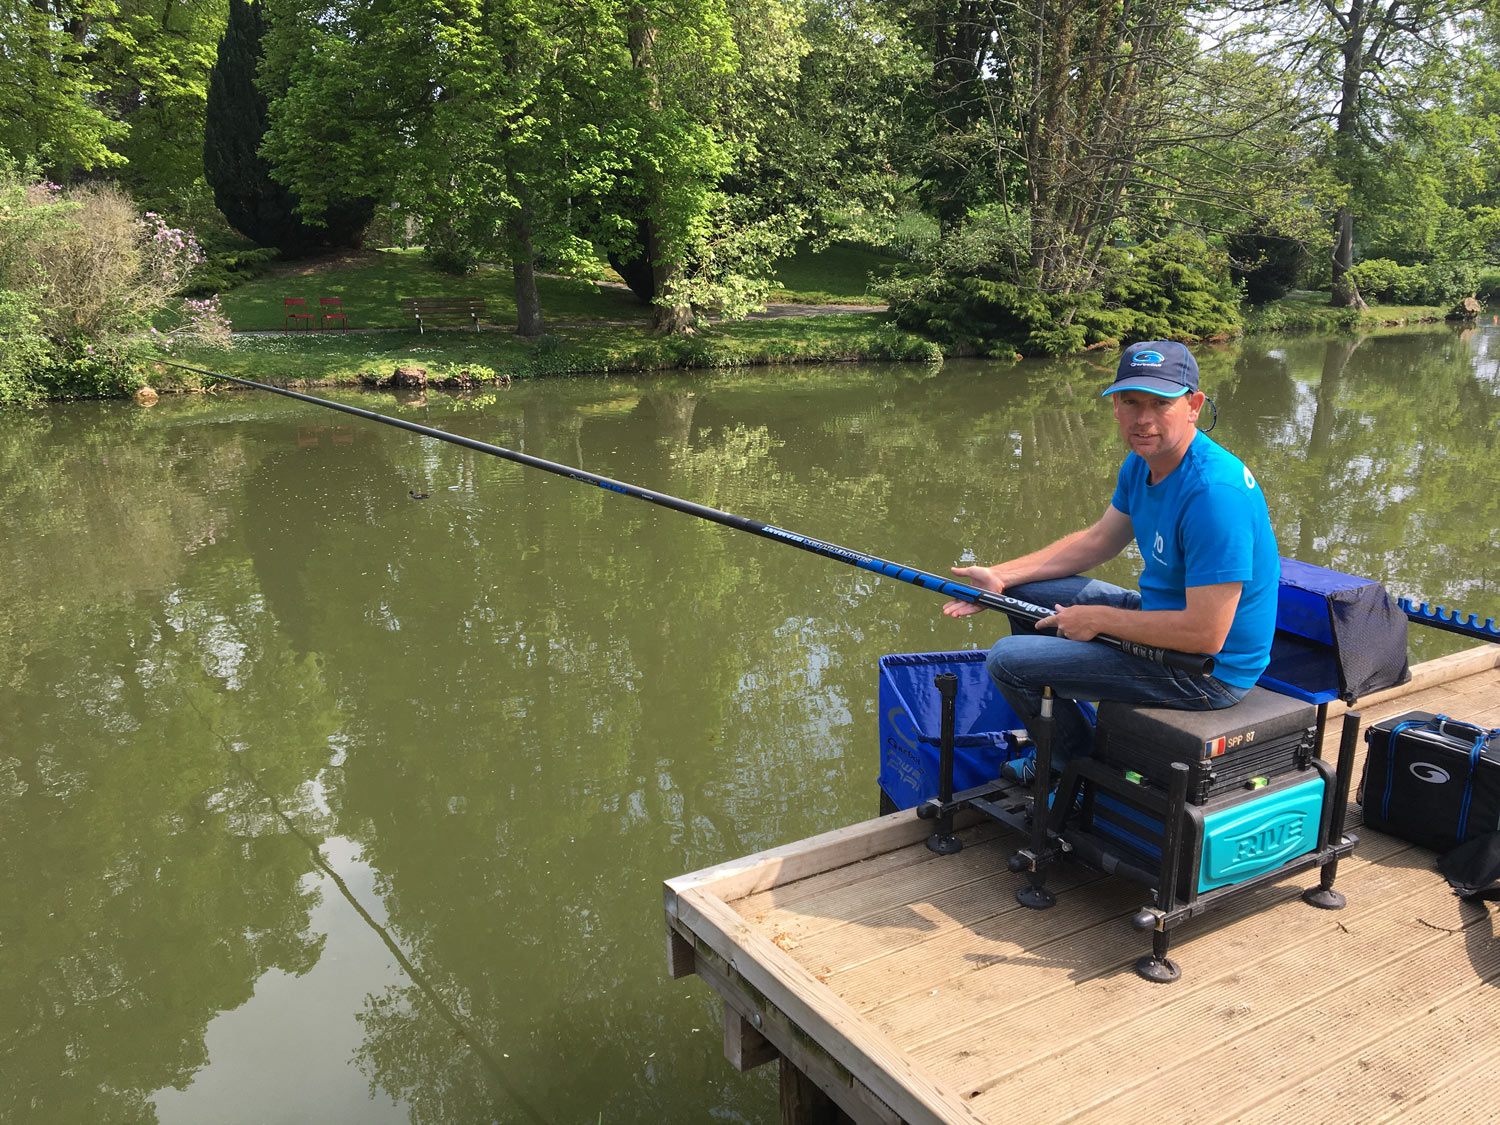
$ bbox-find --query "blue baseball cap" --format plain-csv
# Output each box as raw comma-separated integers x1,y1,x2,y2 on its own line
1101,341,1200,398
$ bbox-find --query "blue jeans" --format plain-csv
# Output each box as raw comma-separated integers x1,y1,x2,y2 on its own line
986,577,1248,765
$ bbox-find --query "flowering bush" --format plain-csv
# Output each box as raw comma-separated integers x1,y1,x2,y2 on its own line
0,165,206,399
180,295,234,349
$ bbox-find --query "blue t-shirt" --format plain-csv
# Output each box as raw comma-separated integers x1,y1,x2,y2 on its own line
1109,432,1279,688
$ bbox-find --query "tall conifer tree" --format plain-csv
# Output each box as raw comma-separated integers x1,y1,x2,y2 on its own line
203,0,370,253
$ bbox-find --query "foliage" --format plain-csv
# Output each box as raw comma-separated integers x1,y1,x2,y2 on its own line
884,235,1242,357
204,0,373,253
88,1,230,211
1347,258,1480,305
1227,232,1308,306
0,1,126,173
0,168,205,398
1225,1,1494,305
0,290,51,405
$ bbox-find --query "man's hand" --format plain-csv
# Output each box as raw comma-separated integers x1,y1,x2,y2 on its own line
942,565,1005,617
1037,603,1104,642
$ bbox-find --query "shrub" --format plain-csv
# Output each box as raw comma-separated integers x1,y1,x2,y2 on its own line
1477,268,1500,303
0,167,206,396
0,290,51,405
1348,258,1480,305
882,234,1241,357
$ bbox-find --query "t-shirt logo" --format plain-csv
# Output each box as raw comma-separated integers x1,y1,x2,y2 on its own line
1244,467,1257,490
1153,531,1166,564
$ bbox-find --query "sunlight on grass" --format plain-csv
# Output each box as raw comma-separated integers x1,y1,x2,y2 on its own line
217,249,650,332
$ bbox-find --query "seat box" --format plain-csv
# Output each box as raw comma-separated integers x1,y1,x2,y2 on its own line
1093,686,1318,805
1088,767,1329,895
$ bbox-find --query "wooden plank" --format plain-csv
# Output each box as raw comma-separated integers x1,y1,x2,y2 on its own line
962,873,1485,1123
734,820,1011,931
748,836,1104,969
1372,1036,1500,1124
666,807,986,913
820,867,1139,1014
898,831,1417,1060
674,885,990,1125
1191,925,1500,1125
666,926,695,979
663,649,1500,1125
780,1057,854,1125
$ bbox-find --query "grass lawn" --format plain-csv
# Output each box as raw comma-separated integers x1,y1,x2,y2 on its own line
1244,290,1451,333
218,248,650,332
211,240,899,335
766,240,903,304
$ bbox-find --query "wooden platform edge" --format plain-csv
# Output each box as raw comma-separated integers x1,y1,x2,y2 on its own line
664,805,989,908
668,885,988,1125
661,643,1500,1125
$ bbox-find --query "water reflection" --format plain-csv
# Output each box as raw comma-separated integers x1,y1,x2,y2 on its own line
1,328,1497,1123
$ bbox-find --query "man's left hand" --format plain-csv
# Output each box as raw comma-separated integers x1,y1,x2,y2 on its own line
1037,603,1106,642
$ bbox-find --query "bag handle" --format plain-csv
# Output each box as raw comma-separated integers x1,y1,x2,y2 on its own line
1433,714,1500,745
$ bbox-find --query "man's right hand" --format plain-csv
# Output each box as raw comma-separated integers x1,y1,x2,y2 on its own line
942,565,1005,617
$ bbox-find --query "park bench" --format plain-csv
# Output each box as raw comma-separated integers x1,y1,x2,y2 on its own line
398,296,487,333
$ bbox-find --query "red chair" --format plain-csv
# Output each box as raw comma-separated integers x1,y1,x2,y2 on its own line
319,297,349,332
284,298,315,332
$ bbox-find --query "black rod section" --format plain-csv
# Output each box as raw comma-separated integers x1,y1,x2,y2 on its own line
167,363,1214,674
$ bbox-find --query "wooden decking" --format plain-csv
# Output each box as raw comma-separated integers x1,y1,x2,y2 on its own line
664,645,1500,1125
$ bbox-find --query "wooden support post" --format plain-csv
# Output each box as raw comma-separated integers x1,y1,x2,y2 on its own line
666,926,696,979
779,1056,856,1124
723,1003,778,1072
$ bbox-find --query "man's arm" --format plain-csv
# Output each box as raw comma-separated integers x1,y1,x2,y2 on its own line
1045,581,1242,654
942,505,1135,617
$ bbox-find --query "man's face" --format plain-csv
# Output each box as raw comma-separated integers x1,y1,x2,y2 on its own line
1110,388,1205,466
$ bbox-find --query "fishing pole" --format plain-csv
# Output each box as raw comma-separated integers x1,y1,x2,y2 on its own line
166,362,1214,675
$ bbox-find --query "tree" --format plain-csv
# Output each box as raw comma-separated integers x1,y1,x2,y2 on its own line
0,1,124,174
82,0,229,211
204,0,372,253
261,0,622,335
1230,1,1492,306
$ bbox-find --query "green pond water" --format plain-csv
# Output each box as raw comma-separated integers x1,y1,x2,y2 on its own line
3,328,1498,1123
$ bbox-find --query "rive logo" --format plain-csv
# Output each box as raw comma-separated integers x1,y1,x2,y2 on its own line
1409,761,1452,785
1231,814,1305,863
1131,350,1166,367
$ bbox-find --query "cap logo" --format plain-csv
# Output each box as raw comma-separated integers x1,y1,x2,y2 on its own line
1131,350,1166,367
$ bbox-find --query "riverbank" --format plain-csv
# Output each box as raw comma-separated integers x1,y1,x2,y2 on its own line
156,312,941,393
16,239,1477,401
158,299,1462,397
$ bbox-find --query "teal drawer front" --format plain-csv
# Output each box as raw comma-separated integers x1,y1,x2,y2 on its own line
1199,776,1324,891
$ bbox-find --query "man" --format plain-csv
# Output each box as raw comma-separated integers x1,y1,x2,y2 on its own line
942,340,1280,779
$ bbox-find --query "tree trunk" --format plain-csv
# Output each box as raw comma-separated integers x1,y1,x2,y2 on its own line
646,216,694,334
1329,204,1367,309
1329,0,1369,309
508,203,545,338
629,4,695,335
